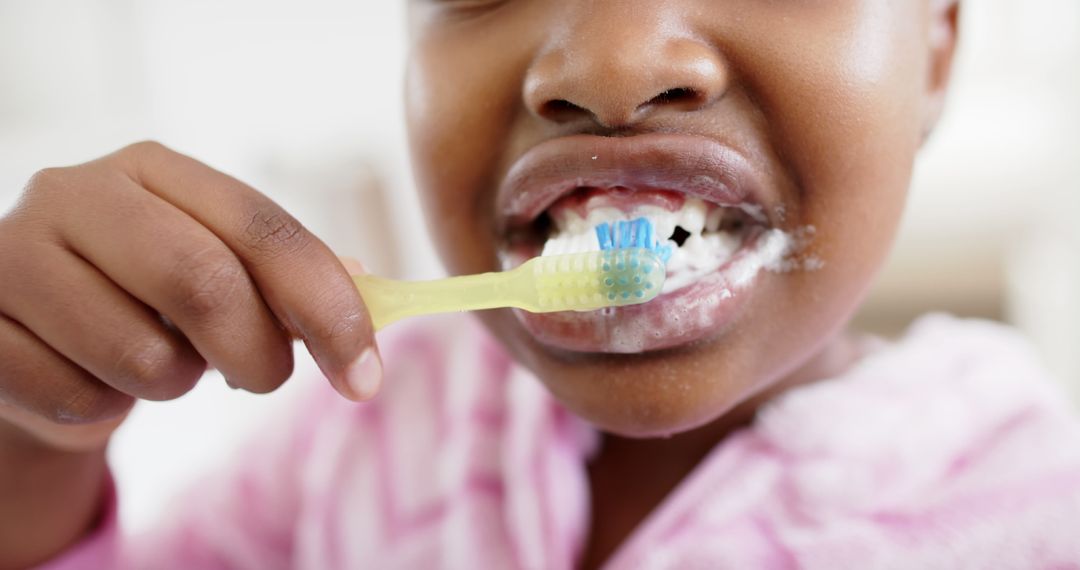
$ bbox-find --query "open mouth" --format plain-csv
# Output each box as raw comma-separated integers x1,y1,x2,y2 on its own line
496,134,793,354
530,188,769,295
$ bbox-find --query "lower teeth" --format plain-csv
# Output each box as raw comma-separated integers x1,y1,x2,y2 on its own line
662,230,745,293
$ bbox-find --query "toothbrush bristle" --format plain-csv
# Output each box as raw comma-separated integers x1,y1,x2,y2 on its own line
594,217,672,263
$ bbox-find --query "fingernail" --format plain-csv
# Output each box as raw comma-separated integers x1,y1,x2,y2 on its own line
339,257,366,276
345,348,382,401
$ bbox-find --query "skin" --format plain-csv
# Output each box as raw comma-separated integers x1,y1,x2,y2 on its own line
0,144,382,568
406,0,958,565
0,0,957,567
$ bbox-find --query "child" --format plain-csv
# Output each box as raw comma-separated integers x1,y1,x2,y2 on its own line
3,0,1080,568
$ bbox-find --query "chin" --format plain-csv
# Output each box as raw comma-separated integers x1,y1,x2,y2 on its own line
480,283,779,439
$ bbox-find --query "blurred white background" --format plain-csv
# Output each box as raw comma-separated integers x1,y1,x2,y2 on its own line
1,0,1078,532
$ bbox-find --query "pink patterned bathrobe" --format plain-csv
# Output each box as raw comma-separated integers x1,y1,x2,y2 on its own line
41,314,1080,569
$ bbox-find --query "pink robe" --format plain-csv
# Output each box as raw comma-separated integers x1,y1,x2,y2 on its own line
40,314,1080,569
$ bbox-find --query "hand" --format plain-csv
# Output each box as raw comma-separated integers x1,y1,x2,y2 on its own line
0,141,382,452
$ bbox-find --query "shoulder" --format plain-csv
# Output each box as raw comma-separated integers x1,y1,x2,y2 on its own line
891,312,1054,375
866,312,1059,389
754,314,1080,566
761,313,1077,445
868,313,1080,446
760,313,1080,484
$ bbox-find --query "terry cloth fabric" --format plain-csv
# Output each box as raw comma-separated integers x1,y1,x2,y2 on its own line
38,314,1080,569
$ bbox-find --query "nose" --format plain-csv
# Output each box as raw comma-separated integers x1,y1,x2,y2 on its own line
524,10,729,129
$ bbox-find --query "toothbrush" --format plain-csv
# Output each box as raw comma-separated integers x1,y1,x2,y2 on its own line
354,218,671,331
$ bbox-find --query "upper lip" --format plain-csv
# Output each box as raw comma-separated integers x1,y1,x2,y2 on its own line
496,133,776,234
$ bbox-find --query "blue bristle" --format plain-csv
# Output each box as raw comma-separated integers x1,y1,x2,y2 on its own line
594,217,673,263
596,223,613,250
638,218,651,248
618,221,632,250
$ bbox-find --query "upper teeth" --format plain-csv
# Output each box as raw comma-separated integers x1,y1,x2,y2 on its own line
543,198,711,256
548,200,691,253
542,198,750,294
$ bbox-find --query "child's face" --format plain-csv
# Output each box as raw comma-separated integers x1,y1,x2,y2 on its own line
405,1,956,436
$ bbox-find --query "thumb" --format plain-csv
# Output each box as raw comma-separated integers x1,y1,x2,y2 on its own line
339,256,366,277
332,256,383,402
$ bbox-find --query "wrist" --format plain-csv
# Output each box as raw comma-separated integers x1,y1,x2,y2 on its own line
0,417,112,569
0,401,127,453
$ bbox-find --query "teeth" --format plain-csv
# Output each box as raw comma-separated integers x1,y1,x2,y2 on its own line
583,207,625,232
680,199,707,234
541,197,758,294
543,198,728,256
663,232,741,292
647,207,676,246
739,203,767,224
550,199,709,240
706,208,724,233
550,207,586,235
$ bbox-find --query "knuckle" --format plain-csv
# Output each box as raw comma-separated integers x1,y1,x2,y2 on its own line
1,174,67,253
22,167,71,202
109,140,169,175
111,338,190,399
27,166,70,186
241,207,312,261
169,249,248,322
15,163,116,227
122,140,169,158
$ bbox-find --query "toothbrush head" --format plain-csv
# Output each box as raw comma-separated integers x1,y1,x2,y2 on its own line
595,217,673,262
528,248,667,312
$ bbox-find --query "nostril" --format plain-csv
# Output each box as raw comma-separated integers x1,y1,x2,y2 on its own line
643,87,701,109
539,99,590,122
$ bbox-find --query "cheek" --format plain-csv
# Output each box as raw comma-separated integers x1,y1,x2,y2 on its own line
729,1,927,280
406,32,532,275
695,2,931,405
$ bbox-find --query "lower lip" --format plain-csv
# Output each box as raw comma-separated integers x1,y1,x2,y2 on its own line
509,228,774,354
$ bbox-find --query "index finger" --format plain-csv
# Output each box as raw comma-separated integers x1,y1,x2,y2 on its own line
112,142,382,401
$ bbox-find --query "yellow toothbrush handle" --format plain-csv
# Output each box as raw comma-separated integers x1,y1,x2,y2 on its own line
354,269,530,331
353,250,666,331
